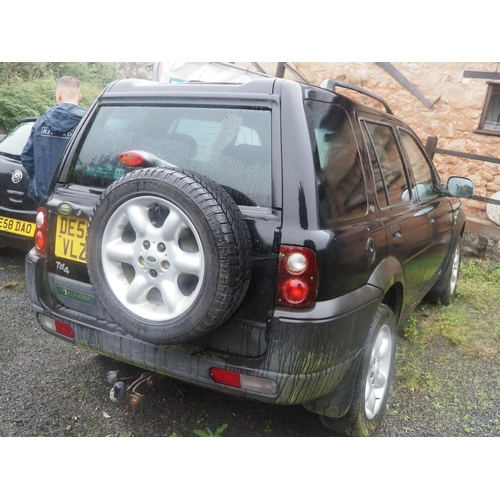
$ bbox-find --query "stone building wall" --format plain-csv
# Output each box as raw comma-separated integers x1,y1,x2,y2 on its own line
116,62,154,80
295,62,500,225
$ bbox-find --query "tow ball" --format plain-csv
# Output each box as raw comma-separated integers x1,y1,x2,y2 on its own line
105,370,162,406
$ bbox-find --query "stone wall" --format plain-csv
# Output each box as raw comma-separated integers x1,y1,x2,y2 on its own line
295,62,500,226
116,62,154,81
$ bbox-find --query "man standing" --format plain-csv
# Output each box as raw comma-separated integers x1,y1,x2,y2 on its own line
21,76,86,204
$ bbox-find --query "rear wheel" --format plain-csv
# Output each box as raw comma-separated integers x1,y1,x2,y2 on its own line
320,304,396,436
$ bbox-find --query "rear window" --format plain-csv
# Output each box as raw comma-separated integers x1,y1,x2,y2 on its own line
66,105,272,207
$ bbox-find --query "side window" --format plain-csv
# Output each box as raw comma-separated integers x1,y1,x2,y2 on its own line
362,121,411,207
304,100,367,221
477,82,500,136
364,130,388,209
400,129,438,201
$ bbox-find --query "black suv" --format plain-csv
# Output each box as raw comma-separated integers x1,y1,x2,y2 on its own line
25,77,475,436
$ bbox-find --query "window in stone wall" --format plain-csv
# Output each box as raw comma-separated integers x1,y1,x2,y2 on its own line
477,82,500,136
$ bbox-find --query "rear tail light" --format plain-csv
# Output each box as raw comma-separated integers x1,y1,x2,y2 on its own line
34,208,47,255
275,245,318,308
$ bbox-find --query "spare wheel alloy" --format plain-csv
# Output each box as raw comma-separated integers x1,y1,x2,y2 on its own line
86,167,252,345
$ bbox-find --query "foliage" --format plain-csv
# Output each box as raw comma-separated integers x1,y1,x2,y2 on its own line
395,343,438,392
0,62,117,132
0,79,48,131
193,423,228,437
398,257,500,392
403,311,419,342
0,62,116,87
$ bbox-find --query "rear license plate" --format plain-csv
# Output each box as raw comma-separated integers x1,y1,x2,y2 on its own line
0,215,35,237
55,215,87,263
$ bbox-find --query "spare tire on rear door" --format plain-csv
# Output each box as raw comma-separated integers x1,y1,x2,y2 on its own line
86,166,252,345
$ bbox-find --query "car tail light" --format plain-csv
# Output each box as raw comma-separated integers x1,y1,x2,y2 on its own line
210,368,277,395
275,245,318,307
118,151,146,167
34,208,47,255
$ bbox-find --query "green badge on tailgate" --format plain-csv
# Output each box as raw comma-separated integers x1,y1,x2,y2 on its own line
56,285,95,305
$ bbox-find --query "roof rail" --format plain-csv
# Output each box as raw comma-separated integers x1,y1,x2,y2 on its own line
320,79,394,115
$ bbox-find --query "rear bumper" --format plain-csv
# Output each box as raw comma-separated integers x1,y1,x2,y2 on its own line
26,248,383,410
0,232,33,251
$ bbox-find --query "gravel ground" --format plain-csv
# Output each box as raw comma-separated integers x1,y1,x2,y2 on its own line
1,247,499,438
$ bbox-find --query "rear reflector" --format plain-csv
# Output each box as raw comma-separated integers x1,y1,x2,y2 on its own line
210,368,277,395
38,314,74,339
211,368,240,387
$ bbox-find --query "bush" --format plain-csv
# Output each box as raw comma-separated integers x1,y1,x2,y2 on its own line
0,63,117,133
0,80,52,131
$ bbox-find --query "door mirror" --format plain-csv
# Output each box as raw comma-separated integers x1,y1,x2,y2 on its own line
446,176,475,198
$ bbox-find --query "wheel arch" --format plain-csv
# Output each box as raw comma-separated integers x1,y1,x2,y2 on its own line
367,257,405,323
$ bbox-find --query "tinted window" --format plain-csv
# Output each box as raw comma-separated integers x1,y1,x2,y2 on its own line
364,130,388,209
66,106,272,207
305,100,367,221
362,121,411,207
400,129,438,200
478,82,500,134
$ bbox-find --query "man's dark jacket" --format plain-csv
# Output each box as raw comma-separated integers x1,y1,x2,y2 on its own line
21,103,86,204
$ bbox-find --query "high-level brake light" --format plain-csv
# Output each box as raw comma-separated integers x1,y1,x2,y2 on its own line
118,151,146,167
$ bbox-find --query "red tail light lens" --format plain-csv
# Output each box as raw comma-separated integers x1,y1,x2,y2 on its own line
118,151,146,167
34,208,47,255
275,246,318,307
284,278,308,301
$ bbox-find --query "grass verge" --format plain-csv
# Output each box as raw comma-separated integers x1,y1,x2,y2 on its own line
402,257,500,359
381,258,500,435
393,257,499,410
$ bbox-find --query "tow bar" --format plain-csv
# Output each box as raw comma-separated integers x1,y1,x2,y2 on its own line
106,370,163,406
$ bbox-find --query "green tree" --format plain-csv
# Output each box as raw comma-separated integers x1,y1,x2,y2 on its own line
0,62,117,133
0,63,51,84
